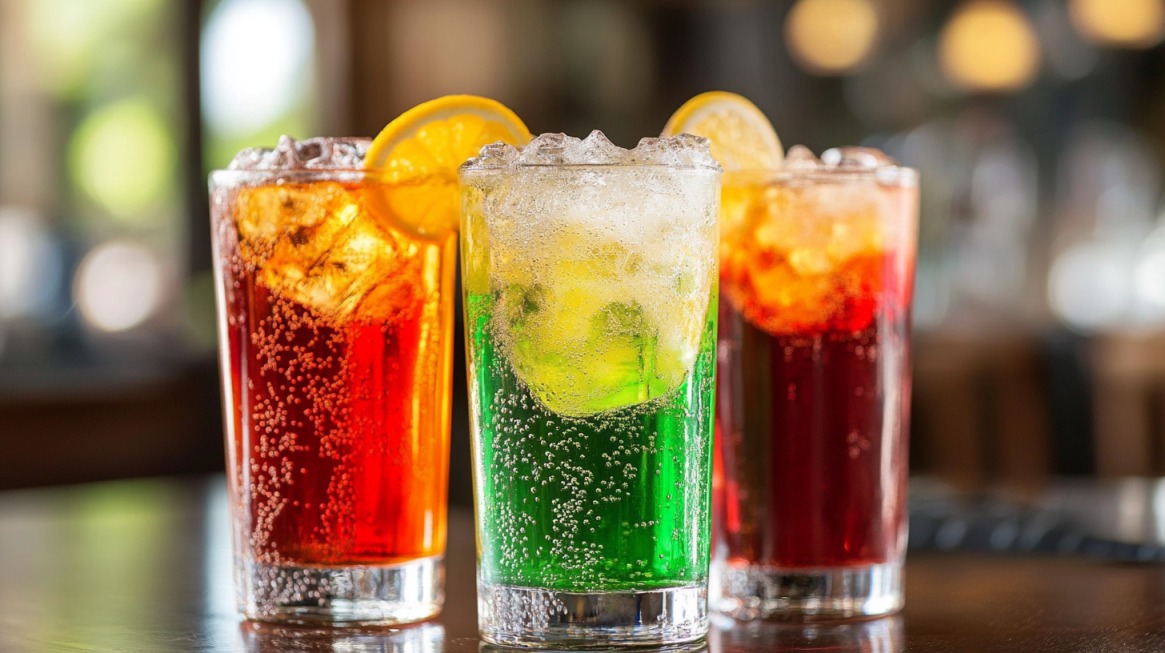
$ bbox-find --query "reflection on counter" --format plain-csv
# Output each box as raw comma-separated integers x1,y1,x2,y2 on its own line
1038,477,1165,548
240,621,445,653
709,616,901,653
481,640,707,653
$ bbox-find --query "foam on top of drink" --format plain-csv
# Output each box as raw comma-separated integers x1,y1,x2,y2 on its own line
228,135,371,171
463,130,720,170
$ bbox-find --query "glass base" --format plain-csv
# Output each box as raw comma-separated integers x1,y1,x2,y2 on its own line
240,555,443,626
712,561,902,622
477,582,708,649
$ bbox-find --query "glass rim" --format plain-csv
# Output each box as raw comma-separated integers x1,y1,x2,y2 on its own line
724,165,919,187
208,167,388,185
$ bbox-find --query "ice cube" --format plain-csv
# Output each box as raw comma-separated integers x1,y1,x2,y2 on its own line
821,146,897,169
516,130,631,165
229,135,298,170
632,134,719,169
304,138,369,169
574,130,628,164
227,136,370,171
631,137,668,163
783,145,821,171
517,132,579,165
788,247,835,276
466,141,519,168
233,181,414,322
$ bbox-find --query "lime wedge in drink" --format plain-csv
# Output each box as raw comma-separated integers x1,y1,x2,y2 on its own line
490,230,709,417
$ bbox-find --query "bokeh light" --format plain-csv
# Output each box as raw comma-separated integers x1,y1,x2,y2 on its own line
25,0,158,96
785,0,880,75
201,0,314,136
0,207,62,320
74,240,165,333
1049,242,1134,332
939,0,1040,93
1135,230,1165,322
1069,0,1165,49
68,98,175,221
1136,250,1165,313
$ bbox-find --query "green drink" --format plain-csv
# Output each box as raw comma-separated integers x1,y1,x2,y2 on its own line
460,132,721,648
466,294,717,590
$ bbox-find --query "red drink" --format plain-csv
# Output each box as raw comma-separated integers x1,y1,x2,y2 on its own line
712,149,917,620
222,257,451,566
211,140,454,625
716,273,909,569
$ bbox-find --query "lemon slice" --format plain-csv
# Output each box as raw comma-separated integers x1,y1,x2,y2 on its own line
364,95,531,238
661,91,783,170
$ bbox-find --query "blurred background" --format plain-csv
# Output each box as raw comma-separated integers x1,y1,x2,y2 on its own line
1,0,1164,505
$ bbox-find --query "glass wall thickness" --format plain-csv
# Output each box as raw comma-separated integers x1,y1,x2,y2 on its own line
210,169,455,625
714,164,918,621
461,162,720,648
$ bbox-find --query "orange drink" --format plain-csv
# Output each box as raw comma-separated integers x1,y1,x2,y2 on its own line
210,97,530,626
212,144,454,625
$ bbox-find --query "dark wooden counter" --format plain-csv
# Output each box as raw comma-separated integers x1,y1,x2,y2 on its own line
1,476,1163,652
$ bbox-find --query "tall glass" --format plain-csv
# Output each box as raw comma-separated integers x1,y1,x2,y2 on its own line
460,132,721,648
713,147,918,620
209,137,455,625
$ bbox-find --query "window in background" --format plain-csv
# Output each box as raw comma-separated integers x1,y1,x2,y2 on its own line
0,0,322,369
201,0,317,170
0,0,224,488
0,0,324,488
0,0,185,372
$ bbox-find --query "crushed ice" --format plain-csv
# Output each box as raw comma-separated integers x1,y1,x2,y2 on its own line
820,146,897,169
228,135,370,171
780,145,908,183
473,142,519,167
784,145,822,171
463,130,720,170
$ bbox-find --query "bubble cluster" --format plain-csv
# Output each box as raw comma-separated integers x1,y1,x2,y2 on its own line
466,306,716,593
478,582,707,645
